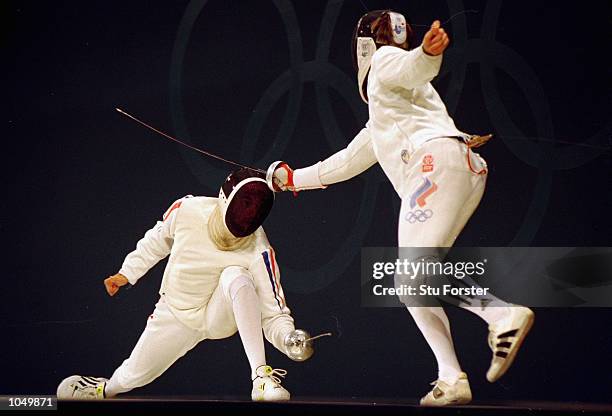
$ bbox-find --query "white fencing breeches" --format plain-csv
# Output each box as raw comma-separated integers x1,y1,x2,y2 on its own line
398,137,487,248
105,268,248,397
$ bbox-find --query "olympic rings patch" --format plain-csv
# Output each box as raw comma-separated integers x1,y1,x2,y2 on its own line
405,209,433,223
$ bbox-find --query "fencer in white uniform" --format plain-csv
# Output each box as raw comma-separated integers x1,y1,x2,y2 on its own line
271,10,534,406
58,169,313,401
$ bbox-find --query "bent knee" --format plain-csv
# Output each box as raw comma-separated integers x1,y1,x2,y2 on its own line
219,266,254,301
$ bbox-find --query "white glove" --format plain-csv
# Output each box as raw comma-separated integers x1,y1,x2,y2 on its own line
272,162,296,192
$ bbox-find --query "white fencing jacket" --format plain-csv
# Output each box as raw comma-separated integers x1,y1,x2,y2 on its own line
293,45,466,197
118,196,294,351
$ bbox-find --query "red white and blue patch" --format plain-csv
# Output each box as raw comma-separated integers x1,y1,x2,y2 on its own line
262,248,286,310
409,177,438,209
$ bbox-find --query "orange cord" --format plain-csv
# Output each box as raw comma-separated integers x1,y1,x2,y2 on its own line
466,145,487,175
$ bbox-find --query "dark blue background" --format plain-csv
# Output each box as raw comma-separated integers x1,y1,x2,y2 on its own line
3,0,611,404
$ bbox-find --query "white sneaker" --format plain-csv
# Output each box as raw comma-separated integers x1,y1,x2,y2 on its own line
57,375,107,400
251,365,290,401
486,306,535,382
420,372,472,406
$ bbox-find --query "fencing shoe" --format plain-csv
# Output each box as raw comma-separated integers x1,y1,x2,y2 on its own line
420,372,472,406
486,305,535,382
251,365,290,401
57,375,107,400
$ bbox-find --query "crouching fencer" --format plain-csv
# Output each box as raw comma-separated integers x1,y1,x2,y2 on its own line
269,9,534,406
57,168,315,401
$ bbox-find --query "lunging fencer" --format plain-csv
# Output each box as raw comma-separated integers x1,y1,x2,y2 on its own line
270,10,534,406
57,168,314,401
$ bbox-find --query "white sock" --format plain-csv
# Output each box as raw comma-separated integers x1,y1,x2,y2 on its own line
407,306,463,384
104,377,125,398
228,276,266,380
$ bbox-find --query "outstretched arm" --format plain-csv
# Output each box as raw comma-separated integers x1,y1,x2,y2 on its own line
104,197,184,296
274,126,377,192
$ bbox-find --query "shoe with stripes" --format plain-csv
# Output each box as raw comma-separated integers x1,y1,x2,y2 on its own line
251,365,290,401
57,375,107,400
486,306,535,382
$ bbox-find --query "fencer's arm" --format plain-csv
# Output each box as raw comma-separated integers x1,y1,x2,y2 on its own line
292,126,377,191
373,43,442,89
249,250,296,354
117,199,181,285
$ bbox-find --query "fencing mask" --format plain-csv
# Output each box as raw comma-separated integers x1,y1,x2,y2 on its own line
353,10,412,103
218,168,275,238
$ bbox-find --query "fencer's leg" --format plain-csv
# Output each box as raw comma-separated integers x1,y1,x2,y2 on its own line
216,266,290,401
218,266,266,379
398,165,480,385
438,184,534,382
443,178,513,324
104,298,201,397
400,140,533,386
394,248,464,384
407,306,463,383
396,264,472,405
399,148,512,327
